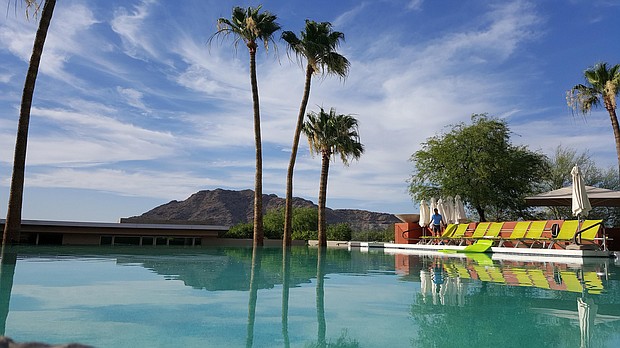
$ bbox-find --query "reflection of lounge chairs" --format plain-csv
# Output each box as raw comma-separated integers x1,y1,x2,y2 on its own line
560,270,583,293
528,269,551,290
583,271,604,295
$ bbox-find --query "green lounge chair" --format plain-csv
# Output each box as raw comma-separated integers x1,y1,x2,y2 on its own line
445,223,471,245
496,221,531,247
574,219,604,248
482,222,504,239
519,220,549,248
547,220,580,249
462,222,491,244
420,223,457,244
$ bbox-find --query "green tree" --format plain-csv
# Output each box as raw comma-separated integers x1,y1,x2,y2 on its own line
302,107,364,246
541,145,620,224
567,62,620,176
281,20,350,247
211,6,281,247
409,114,549,222
327,223,352,241
4,0,56,245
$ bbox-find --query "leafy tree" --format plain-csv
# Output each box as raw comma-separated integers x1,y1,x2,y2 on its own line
4,0,56,245
292,207,318,236
281,20,350,247
327,223,352,241
303,107,364,246
540,145,620,225
263,208,284,239
567,62,620,176
408,114,549,222
225,222,253,239
211,6,281,247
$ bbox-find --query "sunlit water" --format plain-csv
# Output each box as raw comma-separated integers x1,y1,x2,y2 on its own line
0,246,619,348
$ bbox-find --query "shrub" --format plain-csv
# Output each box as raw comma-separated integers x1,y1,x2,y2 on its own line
327,223,352,241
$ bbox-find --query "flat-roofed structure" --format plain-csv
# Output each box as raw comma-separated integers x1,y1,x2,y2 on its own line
0,219,229,246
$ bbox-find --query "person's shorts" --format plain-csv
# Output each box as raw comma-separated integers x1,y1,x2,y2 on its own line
432,224,441,233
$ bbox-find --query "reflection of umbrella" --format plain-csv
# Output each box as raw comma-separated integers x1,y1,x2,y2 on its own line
454,195,466,222
578,297,598,348
572,165,592,219
419,200,430,227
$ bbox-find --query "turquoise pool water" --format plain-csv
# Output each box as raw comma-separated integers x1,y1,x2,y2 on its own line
0,246,619,347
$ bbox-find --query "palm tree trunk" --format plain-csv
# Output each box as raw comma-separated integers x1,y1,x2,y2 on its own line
3,0,56,245
605,105,620,177
283,66,313,246
316,248,326,347
281,247,291,348
248,44,263,247
318,152,330,247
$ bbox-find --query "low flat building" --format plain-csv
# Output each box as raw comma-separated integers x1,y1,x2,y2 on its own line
0,219,228,246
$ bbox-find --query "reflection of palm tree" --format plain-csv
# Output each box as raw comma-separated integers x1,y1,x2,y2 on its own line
281,247,291,348
0,247,18,334
4,0,56,244
246,247,262,348
316,248,326,347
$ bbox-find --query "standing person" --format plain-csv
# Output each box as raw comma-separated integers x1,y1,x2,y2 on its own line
430,208,443,237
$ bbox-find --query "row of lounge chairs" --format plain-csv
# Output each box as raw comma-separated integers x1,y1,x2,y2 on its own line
419,219,604,249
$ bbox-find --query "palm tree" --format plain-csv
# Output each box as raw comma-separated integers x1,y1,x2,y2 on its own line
281,20,350,247
3,0,56,245
211,6,280,247
302,108,364,247
567,62,620,175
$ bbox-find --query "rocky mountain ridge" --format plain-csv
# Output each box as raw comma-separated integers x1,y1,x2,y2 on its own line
122,189,400,231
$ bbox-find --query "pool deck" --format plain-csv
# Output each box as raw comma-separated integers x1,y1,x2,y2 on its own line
348,241,618,260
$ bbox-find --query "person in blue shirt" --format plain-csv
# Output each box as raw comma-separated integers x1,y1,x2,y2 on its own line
430,208,443,237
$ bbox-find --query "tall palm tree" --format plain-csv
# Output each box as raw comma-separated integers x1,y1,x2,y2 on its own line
3,0,56,245
567,62,620,175
281,20,349,247
211,6,280,247
302,108,364,247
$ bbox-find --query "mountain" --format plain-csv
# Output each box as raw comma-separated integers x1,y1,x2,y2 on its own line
121,189,400,231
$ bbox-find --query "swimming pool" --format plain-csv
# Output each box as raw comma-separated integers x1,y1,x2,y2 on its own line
1,246,618,347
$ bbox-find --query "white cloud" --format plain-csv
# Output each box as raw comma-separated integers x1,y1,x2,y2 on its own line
110,0,159,60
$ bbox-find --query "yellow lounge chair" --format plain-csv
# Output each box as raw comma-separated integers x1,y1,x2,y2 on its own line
420,223,458,244
575,219,604,248
445,223,471,245
547,220,580,249
462,222,491,244
496,221,531,247
520,220,548,248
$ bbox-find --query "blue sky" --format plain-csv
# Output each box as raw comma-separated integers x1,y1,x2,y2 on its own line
1,0,619,223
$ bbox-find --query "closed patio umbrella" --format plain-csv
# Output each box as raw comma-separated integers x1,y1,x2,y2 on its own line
572,165,592,219
419,200,430,227
437,198,447,225
444,196,455,224
454,195,466,222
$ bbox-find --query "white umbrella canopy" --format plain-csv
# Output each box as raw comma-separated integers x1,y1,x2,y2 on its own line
419,200,431,227
437,198,448,225
572,165,592,218
430,197,437,215
454,195,466,222
444,196,454,224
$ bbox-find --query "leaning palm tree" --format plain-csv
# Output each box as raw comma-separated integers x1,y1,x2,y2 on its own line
281,20,350,247
302,107,364,247
211,6,280,247
3,0,56,245
567,62,620,176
